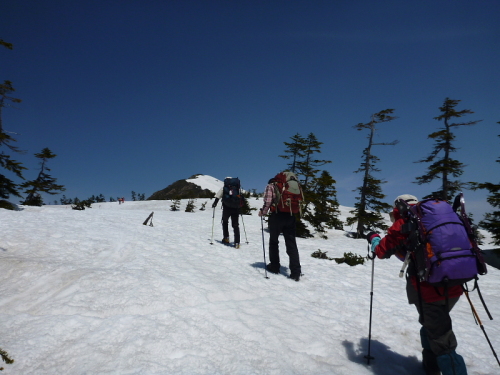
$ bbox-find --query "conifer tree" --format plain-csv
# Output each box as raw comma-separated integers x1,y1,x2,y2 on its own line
60,195,72,205
0,80,26,200
295,218,313,238
240,196,255,215
0,346,14,369
21,148,65,206
170,198,181,211
0,39,13,50
185,198,196,212
295,133,332,188
303,170,343,238
347,109,398,237
470,123,500,245
72,198,92,210
415,98,481,201
279,132,333,238
279,133,307,173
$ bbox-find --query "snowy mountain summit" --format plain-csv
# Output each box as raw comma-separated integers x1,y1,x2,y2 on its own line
147,174,223,200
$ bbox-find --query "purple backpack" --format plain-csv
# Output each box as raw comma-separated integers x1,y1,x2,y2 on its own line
403,198,486,287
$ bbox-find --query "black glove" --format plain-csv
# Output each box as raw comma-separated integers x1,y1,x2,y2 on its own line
366,231,379,244
212,198,219,208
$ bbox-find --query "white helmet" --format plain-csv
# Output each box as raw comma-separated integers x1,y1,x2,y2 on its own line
394,194,418,207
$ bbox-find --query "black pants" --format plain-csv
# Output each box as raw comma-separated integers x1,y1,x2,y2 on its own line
406,279,459,356
268,212,301,275
222,207,240,243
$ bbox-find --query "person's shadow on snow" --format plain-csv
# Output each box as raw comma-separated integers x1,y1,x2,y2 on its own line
343,339,424,375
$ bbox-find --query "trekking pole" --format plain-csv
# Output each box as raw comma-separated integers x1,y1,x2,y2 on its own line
210,207,215,245
463,290,500,367
240,214,249,244
260,211,269,279
365,243,376,364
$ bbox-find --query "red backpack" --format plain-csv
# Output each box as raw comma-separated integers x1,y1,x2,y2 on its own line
271,171,304,216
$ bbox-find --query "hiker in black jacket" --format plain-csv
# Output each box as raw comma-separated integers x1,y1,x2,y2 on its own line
212,177,241,249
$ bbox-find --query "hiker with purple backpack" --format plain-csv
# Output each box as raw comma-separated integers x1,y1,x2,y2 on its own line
367,194,468,375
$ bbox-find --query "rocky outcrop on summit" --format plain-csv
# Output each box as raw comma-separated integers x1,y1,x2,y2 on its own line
147,175,216,200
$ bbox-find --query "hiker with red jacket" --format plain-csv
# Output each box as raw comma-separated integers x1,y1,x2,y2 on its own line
367,194,467,375
258,173,302,282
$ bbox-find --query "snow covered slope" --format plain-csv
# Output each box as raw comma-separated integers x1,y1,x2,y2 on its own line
0,199,498,374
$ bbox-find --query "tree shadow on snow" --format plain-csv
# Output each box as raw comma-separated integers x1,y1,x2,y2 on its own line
250,262,289,276
342,338,424,375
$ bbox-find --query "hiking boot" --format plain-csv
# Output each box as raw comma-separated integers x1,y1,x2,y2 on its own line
234,243,240,249
266,263,280,274
422,349,441,375
289,273,301,282
436,351,467,375
222,238,230,245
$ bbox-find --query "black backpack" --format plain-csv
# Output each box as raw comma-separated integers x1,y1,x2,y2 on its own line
222,177,243,209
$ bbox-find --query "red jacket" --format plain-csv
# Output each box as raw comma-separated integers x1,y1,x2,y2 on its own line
375,207,463,303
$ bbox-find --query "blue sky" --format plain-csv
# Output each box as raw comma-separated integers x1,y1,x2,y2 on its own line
1,0,499,221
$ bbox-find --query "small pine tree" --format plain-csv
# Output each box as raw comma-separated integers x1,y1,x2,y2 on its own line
1,80,26,200
185,198,196,212
60,195,73,204
415,98,481,201
279,133,307,173
297,133,332,189
21,148,65,206
295,216,313,238
170,198,181,211
240,196,255,215
303,170,343,238
347,109,398,237
279,132,332,235
72,198,92,210
0,346,15,368
470,123,500,245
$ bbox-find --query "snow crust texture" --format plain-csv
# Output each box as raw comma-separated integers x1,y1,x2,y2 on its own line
0,199,498,374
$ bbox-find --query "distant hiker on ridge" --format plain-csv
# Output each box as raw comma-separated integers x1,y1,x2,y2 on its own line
212,177,242,249
259,171,304,282
367,194,468,375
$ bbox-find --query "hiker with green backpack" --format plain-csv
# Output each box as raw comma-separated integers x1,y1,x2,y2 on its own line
259,171,304,281
367,194,470,375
